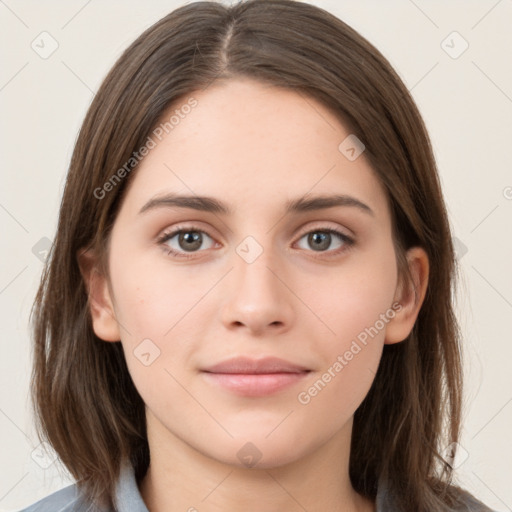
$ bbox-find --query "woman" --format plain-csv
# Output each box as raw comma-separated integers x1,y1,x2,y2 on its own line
21,0,497,510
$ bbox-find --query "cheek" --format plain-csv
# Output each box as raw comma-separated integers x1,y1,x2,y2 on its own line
108,245,212,340
107,252,201,410
301,242,398,350
107,247,219,403
293,243,397,412
295,258,397,419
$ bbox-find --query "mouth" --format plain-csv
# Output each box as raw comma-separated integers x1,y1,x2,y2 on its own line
200,356,312,397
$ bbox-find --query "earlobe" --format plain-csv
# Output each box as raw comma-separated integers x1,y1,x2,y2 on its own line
385,247,429,345
77,248,121,342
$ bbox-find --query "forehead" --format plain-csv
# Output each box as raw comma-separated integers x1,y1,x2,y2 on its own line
120,77,389,221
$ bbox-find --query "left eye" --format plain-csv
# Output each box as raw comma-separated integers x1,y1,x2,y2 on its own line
295,229,353,253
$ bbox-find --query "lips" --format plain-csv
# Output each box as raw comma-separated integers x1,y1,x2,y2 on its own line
200,356,311,397
201,356,311,374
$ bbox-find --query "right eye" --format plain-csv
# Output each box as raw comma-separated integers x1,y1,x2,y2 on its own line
157,225,217,259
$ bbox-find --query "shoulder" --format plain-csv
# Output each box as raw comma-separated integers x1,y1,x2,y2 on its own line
376,476,498,512
16,482,98,512
451,486,498,512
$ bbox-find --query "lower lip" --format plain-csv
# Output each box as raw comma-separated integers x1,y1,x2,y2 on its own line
201,371,310,397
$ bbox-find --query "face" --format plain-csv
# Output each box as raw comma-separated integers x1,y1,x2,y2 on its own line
93,77,412,469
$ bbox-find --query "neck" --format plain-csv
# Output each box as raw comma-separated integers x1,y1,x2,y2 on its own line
138,413,375,512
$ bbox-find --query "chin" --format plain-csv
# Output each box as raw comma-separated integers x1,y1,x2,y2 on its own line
206,435,308,470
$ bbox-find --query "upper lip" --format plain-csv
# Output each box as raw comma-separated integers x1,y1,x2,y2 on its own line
201,356,310,374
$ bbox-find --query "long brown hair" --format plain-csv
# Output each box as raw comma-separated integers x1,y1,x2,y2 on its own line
31,1,471,510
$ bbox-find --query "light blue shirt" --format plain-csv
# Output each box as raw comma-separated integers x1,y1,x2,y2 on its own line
17,459,496,511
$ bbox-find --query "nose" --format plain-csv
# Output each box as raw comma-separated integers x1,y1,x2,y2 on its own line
219,245,295,337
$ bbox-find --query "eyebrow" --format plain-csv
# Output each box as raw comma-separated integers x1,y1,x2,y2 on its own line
139,193,374,217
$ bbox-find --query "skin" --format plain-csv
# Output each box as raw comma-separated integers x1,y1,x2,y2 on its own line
79,77,429,512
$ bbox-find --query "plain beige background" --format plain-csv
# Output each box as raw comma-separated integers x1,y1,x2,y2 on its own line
1,1,511,511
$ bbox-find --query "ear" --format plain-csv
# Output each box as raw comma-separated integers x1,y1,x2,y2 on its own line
385,246,429,345
77,248,120,342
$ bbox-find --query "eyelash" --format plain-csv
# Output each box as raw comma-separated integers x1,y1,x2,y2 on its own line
156,224,355,260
